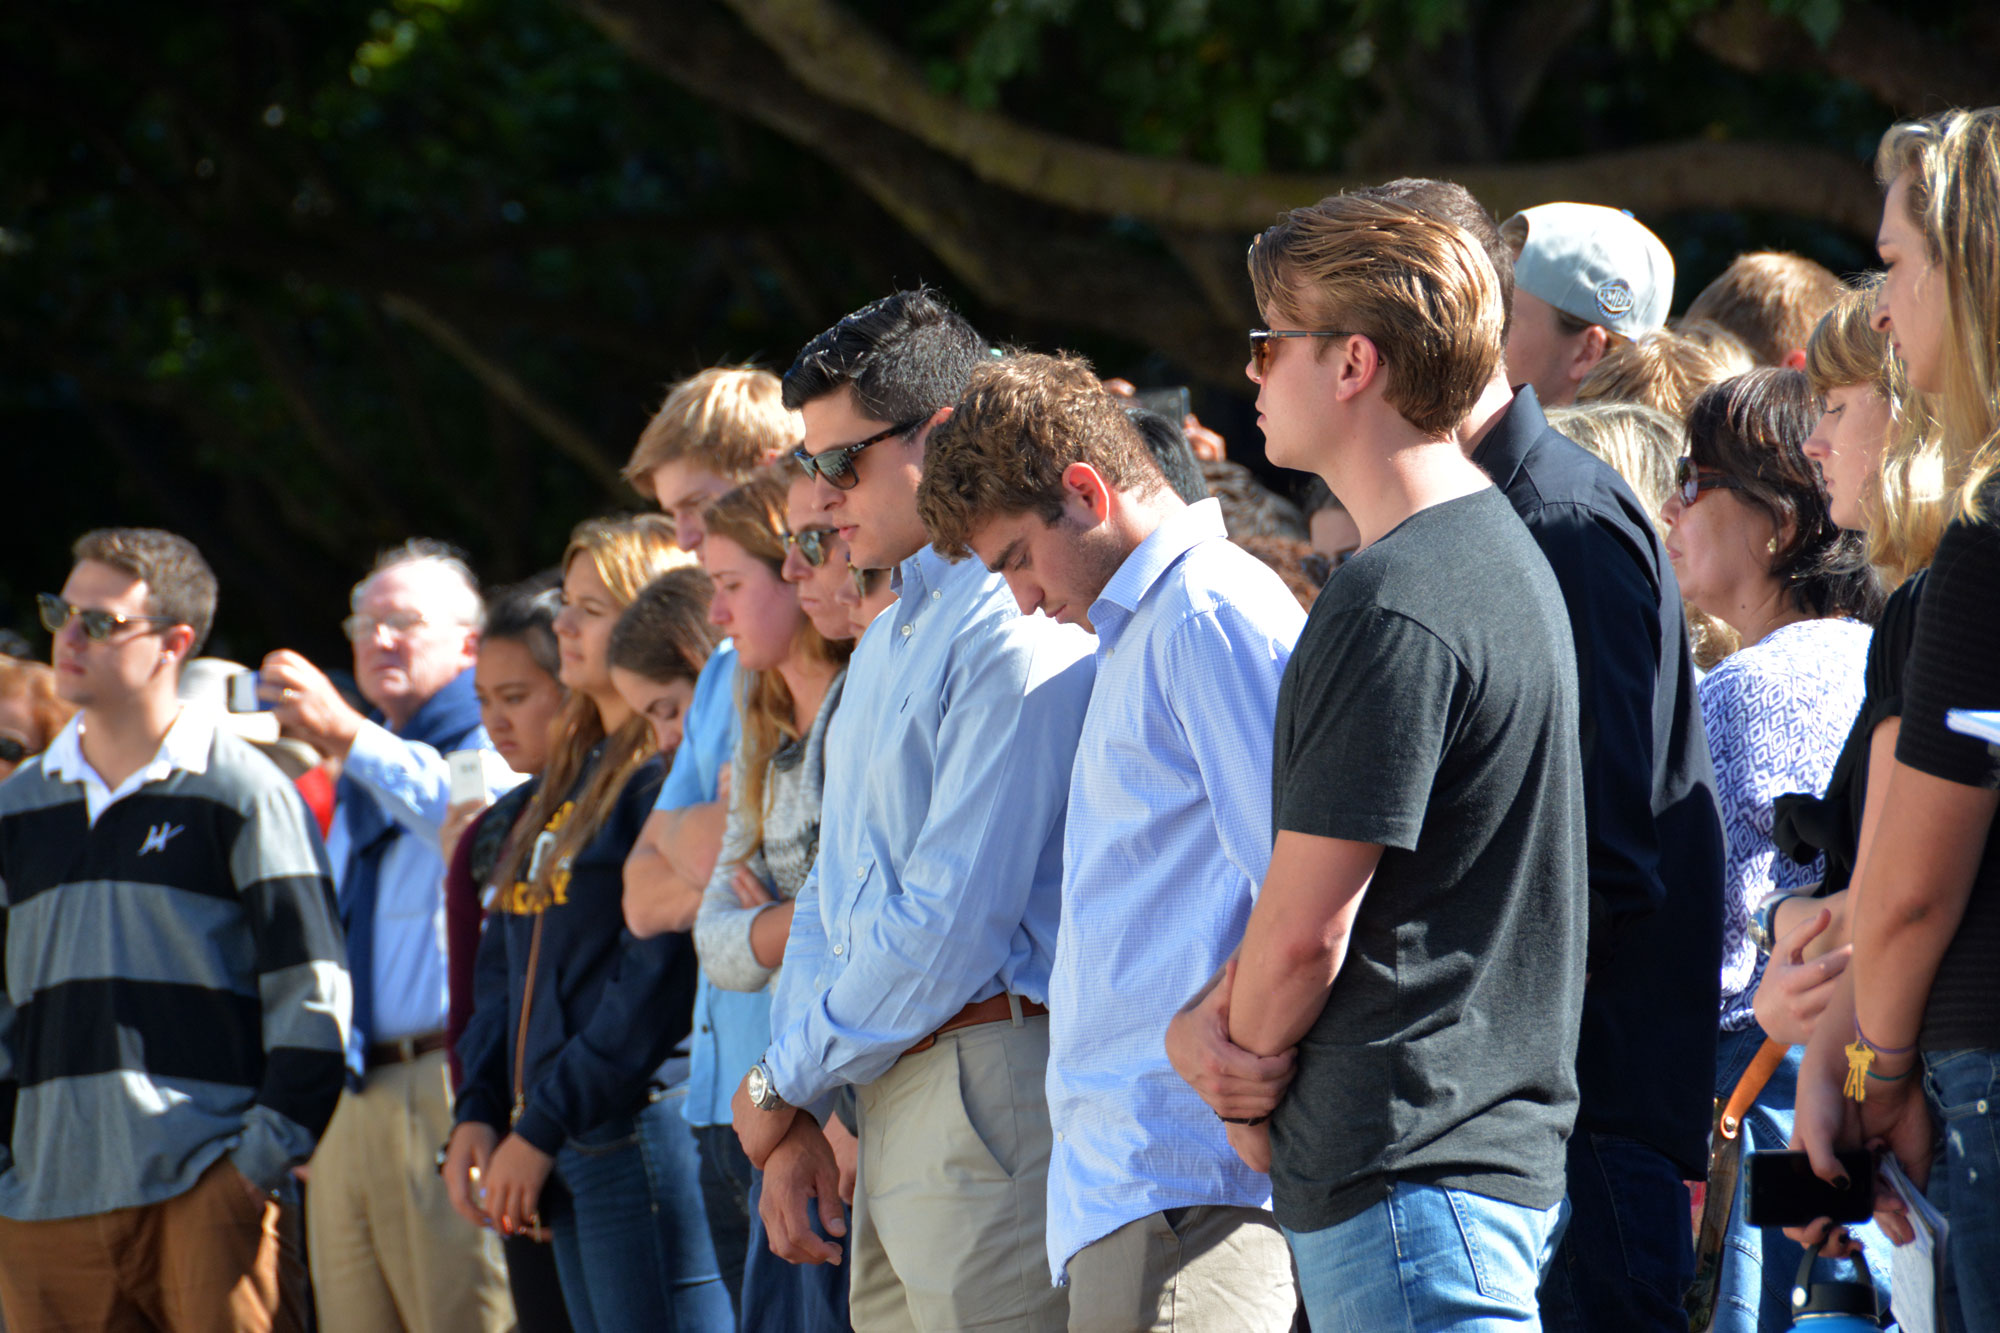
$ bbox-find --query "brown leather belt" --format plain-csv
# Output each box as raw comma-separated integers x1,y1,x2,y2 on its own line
367,1031,449,1070
902,995,1047,1059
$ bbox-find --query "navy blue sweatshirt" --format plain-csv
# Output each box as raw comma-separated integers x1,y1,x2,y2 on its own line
1472,387,1726,1176
454,749,694,1155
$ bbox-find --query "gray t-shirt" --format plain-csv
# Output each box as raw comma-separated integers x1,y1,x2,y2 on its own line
1267,486,1588,1232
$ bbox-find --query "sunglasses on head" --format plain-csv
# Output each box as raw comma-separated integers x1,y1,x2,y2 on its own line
793,417,926,491
786,526,838,568
1248,329,1363,378
1673,456,1752,509
38,593,177,643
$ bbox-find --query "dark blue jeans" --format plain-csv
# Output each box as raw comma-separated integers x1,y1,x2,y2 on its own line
740,1167,851,1333
545,1086,734,1333
692,1121,754,1313
1924,1048,2000,1333
1538,1131,1695,1332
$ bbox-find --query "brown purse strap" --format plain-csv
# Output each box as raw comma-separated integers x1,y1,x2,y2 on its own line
1719,1037,1787,1140
511,909,547,1126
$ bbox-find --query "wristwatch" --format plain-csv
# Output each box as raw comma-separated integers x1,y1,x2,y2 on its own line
746,1059,788,1112
1750,889,1804,956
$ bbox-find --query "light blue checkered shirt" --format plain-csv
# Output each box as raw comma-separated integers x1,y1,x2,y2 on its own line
1044,498,1306,1281
766,545,1097,1106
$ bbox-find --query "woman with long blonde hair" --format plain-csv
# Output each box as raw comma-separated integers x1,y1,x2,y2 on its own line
443,514,732,1332
1791,108,2000,1331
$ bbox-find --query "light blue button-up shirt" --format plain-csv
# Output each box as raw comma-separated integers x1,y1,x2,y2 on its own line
766,546,1096,1106
1043,499,1305,1280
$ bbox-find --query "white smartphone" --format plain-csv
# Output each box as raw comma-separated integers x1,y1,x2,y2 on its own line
447,750,491,808
227,670,263,713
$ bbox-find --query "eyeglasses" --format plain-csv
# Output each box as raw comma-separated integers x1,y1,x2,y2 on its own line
38,593,178,643
1248,329,1362,378
1673,457,1752,509
793,418,925,491
341,611,434,643
785,526,838,568
849,566,890,599
0,737,29,765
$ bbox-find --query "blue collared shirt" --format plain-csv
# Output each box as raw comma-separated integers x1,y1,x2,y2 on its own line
651,645,771,1127
766,547,1096,1106
327,718,502,1043
1044,499,1305,1280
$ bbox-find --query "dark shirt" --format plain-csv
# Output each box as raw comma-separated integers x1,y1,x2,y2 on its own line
1267,487,1586,1233
454,750,693,1154
1471,387,1726,1175
1894,490,2000,1051
1775,571,1928,896
443,782,535,1088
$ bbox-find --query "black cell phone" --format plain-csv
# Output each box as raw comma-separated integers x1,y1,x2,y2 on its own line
1131,386,1191,423
1743,1149,1875,1227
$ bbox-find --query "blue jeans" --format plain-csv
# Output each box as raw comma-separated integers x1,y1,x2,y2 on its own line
1538,1132,1695,1331
740,1168,851,1333
1284,1183,1566,1332
693,1121,754,1312
545,1085,735,1333
1924,1048,2000,1333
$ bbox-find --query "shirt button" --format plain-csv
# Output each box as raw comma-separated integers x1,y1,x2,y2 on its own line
832,944,844,956
931,590,941,600
1055,1131,1064,1143
854,864,866,879
900,624,912,637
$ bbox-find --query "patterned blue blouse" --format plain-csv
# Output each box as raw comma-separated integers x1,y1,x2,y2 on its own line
1701,616,1872,1031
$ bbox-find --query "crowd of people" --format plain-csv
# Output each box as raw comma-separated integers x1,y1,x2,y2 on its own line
0,105,1996,1333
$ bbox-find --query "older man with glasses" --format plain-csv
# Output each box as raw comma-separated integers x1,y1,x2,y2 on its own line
258,539,516,1333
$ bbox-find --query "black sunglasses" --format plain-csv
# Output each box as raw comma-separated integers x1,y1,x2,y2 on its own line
38,593,177,643
793,418,926,491
785,526,838,568
1673,456,1752,509
1248,329,1363,378
0,737,28,765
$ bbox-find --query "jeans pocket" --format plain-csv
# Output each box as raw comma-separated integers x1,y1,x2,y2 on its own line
1443,1188,1542,1312
567,1114,641,1156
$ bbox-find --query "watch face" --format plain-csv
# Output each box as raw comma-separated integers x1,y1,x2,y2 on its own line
748,1064,769,1105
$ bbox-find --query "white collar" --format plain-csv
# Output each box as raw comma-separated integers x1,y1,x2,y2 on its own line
43,707,216,822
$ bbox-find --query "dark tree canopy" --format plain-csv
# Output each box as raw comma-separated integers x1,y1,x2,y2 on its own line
2,0,1993,658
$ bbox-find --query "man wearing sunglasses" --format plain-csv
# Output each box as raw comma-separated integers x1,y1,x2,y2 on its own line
0,528,349,1331
916,352,1307,1329
730,290,1096,1332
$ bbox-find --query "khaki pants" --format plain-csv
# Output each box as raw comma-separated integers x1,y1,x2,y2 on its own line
851,1012,1067,1333
1064,1205,1298,1333
0,1158,307,1333
305,1051,514,1333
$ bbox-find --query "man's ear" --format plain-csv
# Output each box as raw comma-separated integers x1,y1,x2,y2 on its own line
1781,348,1809,370
1061,462,1114,524
1332,334,1385,404
162,623,197,664
908,405,955,463
1569,325,1611,387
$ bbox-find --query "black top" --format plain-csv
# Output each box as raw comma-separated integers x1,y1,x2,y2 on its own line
1893,489,2000,1051
454,749,693,1154
1266,486,1587,1232
1471,387,1726,1175
1775,571,1929,896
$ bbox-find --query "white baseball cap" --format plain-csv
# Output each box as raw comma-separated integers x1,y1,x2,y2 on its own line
1507,202,1674,339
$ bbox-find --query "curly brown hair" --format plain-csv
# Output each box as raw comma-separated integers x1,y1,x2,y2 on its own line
917,353,1164,560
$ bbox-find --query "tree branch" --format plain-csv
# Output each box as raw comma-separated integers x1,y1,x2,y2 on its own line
1693,0,2000,120
381,293,624,495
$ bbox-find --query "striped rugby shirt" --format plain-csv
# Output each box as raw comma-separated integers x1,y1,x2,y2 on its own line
0,708,350,1221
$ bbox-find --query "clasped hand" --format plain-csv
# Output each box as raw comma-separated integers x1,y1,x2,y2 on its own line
1164,959,1294,1172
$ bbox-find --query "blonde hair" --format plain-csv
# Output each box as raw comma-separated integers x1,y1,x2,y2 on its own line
1546,401,1683,531
1683,251,1847,366
621,366,802,495
1577,327,1753,420
499,514,692,906
1803,275,1947,585
1249,195,1502,437
1875,110,2000,520
701,468,852,864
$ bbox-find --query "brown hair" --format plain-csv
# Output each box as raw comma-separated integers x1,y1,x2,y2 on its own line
1350,178,1514,341
0,658,76,754
1577,326,1753,419
1683,251,1847,367
1874,110,2000,520
71,528,218,655
498,515,688,907
1685,369,1883,622
1249,195,1502,437
1803,275,1947,584
609,567,719,687
621,366,801,495
701,468,852,863
916,353,1164,559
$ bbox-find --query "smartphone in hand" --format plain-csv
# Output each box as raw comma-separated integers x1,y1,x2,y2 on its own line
1743,1149,1875,1227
